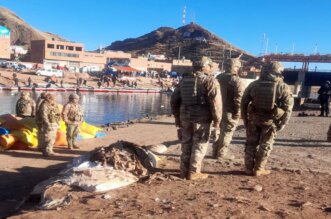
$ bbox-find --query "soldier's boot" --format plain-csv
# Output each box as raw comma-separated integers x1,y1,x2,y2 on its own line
244,168,254,176
319,108,324,117
180,171,188,179
254,169,271,176
180,162,190,179
73,145,80,149
244,154,255,176
254,155,271,176
187,171,209,180
217,147,234,161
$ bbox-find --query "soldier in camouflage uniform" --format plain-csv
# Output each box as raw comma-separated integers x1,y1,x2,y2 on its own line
212,57,244,160
171,56,222,180
39,93,61,156
35,92,47,151
62,94,83,150
16,91,36,118
241,62,293,176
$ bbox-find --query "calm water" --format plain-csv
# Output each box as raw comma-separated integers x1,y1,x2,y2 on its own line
0,91,171,125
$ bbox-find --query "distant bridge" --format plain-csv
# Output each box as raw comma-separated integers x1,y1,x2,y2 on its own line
258,54,331,97
259,54,331,71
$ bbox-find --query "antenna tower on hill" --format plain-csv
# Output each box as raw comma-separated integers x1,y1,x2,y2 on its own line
182,6,186,25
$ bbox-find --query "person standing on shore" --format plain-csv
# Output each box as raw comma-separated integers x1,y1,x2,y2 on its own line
241,62,293,176
27,77,32,87
16,92,36,118
212,57,244,160
62,94,83,150
14,77,19,87
39,93,61,156
171,56,222,180
317,81,331,117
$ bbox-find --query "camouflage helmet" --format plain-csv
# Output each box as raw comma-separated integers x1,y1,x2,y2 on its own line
193,56,213,67
45,93,56,101
225,58,242,73
69,94,79,100
270,61,284,74
21,91,30,97
40,92,47,99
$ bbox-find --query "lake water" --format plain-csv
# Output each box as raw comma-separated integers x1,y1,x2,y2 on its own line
0,91,172,125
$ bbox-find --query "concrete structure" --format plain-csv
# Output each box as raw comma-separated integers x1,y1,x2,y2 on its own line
0,26,11,60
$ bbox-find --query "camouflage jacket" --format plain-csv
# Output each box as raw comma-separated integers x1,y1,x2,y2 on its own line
216,72,244,116
62,102,83,125
16,98,36,117
171,71,222,125
39,101,61,129
241,74,293,126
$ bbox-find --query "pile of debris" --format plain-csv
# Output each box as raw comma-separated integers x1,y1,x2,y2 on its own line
90,141,156,176
31,141,159,210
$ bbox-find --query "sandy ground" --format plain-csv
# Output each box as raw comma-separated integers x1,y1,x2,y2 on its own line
0,68,170,89
0,111,330,218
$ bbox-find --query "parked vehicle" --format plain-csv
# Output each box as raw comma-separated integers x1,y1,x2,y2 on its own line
35,69,63,77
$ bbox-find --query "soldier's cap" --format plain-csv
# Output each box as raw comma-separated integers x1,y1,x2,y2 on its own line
69,94,79,100
21,91,30,97
193,56,213,67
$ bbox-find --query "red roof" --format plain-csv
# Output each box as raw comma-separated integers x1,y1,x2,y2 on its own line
112,66,139,72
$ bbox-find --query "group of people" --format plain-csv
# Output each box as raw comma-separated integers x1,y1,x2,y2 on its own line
171,56,293,180
16,92,83,156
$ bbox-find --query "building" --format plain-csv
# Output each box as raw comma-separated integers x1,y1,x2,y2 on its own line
30,39,134,70
129,57,172,72
0,26,11,60
30,39,85,68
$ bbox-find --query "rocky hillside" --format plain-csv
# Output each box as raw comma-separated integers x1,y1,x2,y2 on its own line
0,7,65,47
107,22,260,66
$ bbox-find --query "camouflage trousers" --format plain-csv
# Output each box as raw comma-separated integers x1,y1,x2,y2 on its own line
37,124,44,151
212,112,239,157
66,124,79,149
244,119,276,171
40,127,58,155
180,120,211,174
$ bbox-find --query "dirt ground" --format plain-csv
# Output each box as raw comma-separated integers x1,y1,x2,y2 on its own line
1,112,331,219
0,68,169,89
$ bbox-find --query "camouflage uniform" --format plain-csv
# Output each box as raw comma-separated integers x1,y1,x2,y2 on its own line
39,94,61,156
35,92,47,151
241,62,293,176
62,94,83,149
16,92,36,117
171,56,222,179
213,58,244,159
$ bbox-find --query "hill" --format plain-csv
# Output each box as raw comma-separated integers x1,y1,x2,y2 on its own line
106,22,259,66
0,7,65,47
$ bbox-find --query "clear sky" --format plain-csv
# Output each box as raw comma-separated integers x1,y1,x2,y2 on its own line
1,0,331,57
